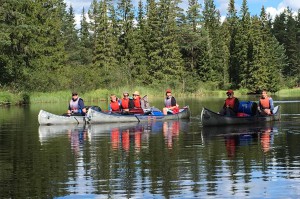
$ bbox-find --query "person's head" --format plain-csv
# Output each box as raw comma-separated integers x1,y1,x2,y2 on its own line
110,94,117,101
72,91,78,100
123,91,129,98
226,90,234,98
166,89,172,97
261,90,268,98
133,91,140,98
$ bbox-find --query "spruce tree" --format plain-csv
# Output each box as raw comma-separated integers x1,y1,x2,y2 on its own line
92,0,119,87
201,0,228,88
226,0,239,88
79,7,93,65
179,0,206,92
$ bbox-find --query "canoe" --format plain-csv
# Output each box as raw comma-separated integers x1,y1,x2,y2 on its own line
38,110,87,125
86,106,190,124
200,105,280,126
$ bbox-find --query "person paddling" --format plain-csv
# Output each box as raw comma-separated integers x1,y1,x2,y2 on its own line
120,91,130,113
109,94,121,112
66,91,86,116
219,90,239,116
163,89,179,115
129,91,144,114
258,89,274,115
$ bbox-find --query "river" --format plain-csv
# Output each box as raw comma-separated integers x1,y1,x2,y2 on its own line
0,96,300,198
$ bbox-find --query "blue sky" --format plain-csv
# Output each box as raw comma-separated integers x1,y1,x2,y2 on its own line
65,0,300,25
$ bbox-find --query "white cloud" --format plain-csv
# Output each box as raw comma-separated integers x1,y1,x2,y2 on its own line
217,0,230,15
280,0,300,10
64,0,91,13
265,0,300,20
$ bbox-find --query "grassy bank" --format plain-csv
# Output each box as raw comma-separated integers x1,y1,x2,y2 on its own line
0,91,28,105
1,87,299,105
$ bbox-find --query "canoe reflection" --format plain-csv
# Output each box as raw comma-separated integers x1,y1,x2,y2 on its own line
39,120,189,153
201,124,277,157
88,120,189,151
39,124,89,155
38,124,87,144
110,126,143,152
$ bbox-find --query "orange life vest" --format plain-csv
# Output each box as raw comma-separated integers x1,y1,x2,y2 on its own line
225,97,236,109
110,100,120,112
133,97,141,108
260,97,270,109
121,98,129,109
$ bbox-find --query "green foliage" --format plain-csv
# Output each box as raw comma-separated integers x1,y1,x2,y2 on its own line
0,90,26,105
0,0,299,93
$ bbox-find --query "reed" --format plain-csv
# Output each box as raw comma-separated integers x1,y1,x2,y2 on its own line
1,87,300,105
276,88,300,97
0,91,24,105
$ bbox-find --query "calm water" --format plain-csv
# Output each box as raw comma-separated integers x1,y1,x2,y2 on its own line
1,96,300,198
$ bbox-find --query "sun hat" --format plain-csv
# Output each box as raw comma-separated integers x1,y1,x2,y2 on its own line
166,89,172,93
133,91,140,96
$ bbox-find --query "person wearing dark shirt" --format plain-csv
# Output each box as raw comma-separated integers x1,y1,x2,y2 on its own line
219,90,239,116
67,91,86,116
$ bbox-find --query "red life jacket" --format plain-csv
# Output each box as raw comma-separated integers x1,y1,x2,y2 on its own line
110,100,120,112
260,97,270,109
121,98,129,109
133,97,141,108
225,97,236,109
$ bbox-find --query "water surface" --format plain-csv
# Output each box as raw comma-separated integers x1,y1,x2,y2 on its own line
0,96,300,198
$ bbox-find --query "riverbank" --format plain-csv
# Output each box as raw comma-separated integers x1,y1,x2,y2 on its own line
1,87,299,105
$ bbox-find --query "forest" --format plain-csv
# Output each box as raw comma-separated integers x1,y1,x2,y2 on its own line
0,0,299,94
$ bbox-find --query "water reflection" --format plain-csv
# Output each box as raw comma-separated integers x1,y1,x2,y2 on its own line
163,121,180,149
39,124,94,195
201,123,278,157
88,120,187,152
3,98,300,198
38,124,87,145
109,124,143,152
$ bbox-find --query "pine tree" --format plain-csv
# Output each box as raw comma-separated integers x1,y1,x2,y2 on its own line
236,0,252,89
79,7,93,65
116,0,138,86
179,0,206,92
201,0,228,87
132,0,148,85
226,0,239,88
160,0,184,89
144,0,163,85
92,0,119,87
244,8,284,93
62,5,80,65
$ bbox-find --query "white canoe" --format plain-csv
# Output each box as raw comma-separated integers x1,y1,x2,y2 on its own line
38,110,87,125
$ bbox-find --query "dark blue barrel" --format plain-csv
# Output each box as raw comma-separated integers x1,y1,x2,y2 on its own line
238,101,258,116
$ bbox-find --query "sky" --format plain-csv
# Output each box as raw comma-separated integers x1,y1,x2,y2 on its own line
64,0,300,26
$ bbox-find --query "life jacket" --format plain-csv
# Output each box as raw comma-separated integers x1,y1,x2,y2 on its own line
121,98,130,109
69,97,82,113
225,97,236,109
165,96,173,107
260,97,270,109
165,96,179,114
133,97,141,108
110,100,120,112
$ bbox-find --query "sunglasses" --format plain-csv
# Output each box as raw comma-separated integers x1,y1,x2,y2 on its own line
227,93,232,96
72,94,78,96
133,94,139,96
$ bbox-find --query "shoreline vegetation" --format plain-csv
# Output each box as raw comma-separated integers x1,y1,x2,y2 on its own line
0,88,299,106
